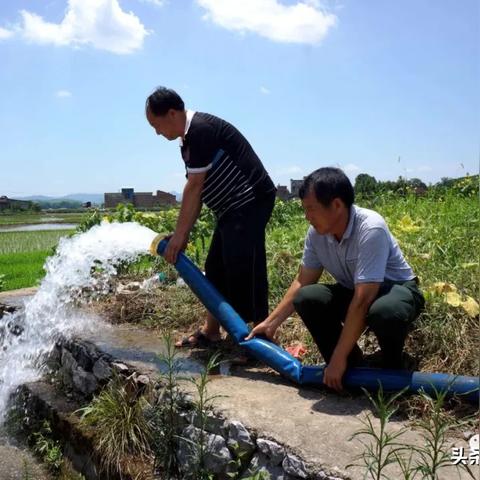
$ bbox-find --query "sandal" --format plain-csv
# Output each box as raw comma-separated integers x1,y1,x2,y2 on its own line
175,329,221,348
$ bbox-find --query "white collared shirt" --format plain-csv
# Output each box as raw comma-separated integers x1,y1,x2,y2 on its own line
179,109,196,146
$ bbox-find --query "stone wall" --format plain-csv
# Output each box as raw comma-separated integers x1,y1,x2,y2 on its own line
47,338,346,480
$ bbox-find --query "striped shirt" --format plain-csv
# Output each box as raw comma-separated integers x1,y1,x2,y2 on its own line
180,111,275,217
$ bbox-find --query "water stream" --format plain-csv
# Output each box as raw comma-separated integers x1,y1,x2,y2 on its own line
0,222,158,420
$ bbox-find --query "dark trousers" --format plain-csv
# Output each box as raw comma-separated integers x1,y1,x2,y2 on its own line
293,280,425,369
205,192,275,325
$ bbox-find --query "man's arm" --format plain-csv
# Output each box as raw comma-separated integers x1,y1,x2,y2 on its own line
164,172,206,264
323,282,380,391
245,265,323,341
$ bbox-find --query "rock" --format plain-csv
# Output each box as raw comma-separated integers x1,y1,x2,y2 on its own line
173,411,190,430
61,348,78,372
177,425,232,476
72,368,98,396
111,362,130,374
227,420,255,456
257,438,285,465
191,410,226,436
177,391,194,409
242,452,285,480
282,453,308,479
116,282,141,294
68,341,98,371
92,357,112,381
205,431,233,474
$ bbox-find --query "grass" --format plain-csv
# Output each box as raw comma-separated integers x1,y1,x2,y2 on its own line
91,193,478,381
0,230,74,254
77,374,153,478
0,230,73,291
0,211,87,226
0,251,49,291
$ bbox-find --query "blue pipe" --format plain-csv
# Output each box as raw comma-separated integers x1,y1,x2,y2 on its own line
152,238,479,403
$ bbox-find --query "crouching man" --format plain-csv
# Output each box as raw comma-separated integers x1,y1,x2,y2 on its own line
247,167,424,392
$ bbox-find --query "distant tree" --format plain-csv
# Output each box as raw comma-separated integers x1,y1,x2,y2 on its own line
407,178,425,188
354,173,378,195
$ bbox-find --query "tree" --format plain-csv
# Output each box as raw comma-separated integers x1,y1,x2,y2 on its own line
354,173,378,195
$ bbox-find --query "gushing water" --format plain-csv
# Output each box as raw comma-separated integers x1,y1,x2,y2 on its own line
0,222,158,420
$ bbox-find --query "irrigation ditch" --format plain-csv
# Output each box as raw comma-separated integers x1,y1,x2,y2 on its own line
1,298,344,480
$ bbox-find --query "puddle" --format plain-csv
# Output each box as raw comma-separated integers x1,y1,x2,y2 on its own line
0,223,77,232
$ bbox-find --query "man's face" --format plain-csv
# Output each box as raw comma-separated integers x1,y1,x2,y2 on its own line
146,108,179,141
301,188,342,235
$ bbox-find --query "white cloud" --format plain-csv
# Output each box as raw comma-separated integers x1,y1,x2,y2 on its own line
139,0,166,7
197,0,337,45
55,90,72,98
260,86,271,95
19,0,148,55
342,163,361,175
0,26,14,39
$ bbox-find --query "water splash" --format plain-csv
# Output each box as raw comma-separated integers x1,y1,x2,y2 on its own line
0,222,158,419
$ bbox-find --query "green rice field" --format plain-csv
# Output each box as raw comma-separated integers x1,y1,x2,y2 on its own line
0,230,74,291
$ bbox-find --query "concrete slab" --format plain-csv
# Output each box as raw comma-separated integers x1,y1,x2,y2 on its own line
0,291,475,480
81,324,474,480
0,434,51,480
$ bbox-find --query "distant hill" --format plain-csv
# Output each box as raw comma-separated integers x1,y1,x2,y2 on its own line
18,194,104,204
17,191,182,205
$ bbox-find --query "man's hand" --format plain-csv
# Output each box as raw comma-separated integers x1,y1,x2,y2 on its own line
164,232,188,264
245,320,277,342
323,353,348,392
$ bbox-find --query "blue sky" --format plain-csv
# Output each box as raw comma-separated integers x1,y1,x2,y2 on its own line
0,0,478,197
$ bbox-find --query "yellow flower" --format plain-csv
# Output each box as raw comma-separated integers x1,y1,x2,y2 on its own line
462,297,479,318
396,215,421,233
445,291,462,307
430,282,457,294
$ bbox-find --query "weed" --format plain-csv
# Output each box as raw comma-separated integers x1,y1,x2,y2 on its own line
180,352,224,480
77,373,153,477
31,420,64,473
21,459,32,480
410,385,478,479
348,385,408,479
149,333,185,478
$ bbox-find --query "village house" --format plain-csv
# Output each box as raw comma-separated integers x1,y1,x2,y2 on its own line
104,188,177,209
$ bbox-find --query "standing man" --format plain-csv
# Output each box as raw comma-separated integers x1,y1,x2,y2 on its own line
146,87,276,347
247,167,424,391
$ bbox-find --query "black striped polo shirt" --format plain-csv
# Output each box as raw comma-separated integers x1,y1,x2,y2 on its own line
180,112,275,218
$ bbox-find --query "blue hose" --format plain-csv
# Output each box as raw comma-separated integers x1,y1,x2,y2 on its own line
153,238,479,403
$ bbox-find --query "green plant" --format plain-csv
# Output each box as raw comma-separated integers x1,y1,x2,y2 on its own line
411,385,478,479
31,420,64,473
241,471,271,480
347,385,408,479
150,333,185,478
77,373,153,477
226,442,271,479
22,459,32,480
184,352,224,480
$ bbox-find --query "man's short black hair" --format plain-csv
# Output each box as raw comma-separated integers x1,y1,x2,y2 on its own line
299,167,354,208
145,87,185,116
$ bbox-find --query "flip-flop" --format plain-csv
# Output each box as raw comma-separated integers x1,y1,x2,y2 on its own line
176,329,220,348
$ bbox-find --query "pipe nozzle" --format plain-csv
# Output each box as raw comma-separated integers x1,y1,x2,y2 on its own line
149,234,166,257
